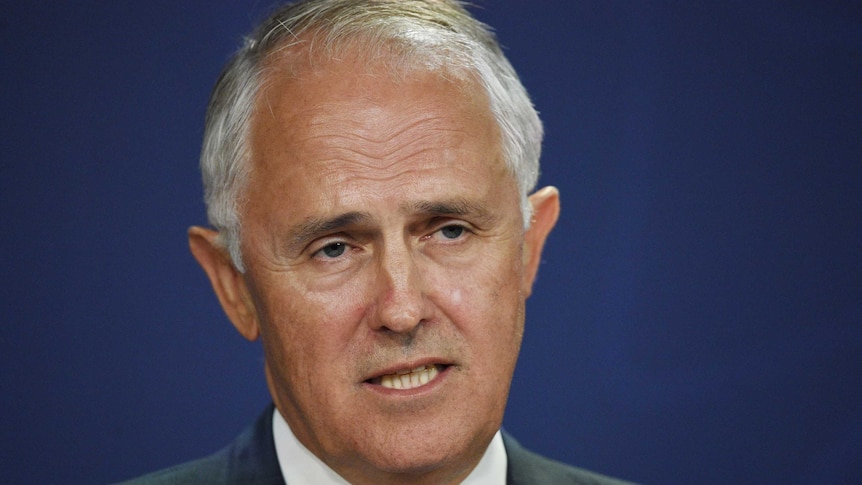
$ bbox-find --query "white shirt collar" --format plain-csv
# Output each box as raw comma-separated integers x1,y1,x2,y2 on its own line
272,408,507,484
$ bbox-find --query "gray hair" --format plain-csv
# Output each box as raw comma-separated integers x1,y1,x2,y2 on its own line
200,0,543,271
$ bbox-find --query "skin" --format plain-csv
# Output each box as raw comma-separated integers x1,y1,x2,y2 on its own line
189,54,559,484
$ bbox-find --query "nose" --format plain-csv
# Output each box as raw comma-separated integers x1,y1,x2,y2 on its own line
371,242,428,334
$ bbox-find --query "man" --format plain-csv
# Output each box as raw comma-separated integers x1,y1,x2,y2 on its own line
124,1,634,483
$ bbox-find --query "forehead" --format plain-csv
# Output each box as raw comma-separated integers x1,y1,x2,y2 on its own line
245,53,511,204
253,40,492,137
254,47,490,131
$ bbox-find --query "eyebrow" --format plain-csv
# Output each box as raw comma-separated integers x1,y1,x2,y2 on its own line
403,198,499,226
284,198,499,253
286,211,371,253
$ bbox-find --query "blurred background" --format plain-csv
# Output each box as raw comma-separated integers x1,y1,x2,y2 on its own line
2,1,859,483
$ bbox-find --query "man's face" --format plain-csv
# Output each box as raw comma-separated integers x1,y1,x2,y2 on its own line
194,56,556,484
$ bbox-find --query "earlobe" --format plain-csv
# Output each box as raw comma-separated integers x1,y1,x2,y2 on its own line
188,226,260,341
521,186,560,297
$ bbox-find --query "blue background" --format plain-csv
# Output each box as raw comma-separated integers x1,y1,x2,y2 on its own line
2,2,860,483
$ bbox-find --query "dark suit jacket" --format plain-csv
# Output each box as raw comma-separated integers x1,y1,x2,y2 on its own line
119,405,635,484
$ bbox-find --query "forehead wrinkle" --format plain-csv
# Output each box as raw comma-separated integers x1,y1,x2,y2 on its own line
314,146,457,180
343,115,461,147
300,113,468,165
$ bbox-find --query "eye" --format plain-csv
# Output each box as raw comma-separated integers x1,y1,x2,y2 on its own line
438,225,465,240
316,241,347,259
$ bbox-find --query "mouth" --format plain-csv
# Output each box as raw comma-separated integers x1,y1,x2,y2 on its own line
366,364,448,390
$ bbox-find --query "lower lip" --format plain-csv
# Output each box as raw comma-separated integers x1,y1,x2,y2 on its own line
363,365,452,397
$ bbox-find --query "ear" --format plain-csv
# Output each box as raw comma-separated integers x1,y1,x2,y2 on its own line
521,186,560,297
188,226,260,341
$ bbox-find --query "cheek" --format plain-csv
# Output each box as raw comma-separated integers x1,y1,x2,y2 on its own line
432,251,524,332
447,287,464,307
256,277,371,374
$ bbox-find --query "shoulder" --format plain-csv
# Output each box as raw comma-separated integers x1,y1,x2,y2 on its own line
114,405,284,485
114,449,231,485
503,432,638,485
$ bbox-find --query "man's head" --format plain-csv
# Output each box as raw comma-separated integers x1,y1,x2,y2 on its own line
188,1,559,483
199,0,545,271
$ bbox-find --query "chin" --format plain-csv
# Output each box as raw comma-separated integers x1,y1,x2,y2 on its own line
355,425,490,482
362,453,469,485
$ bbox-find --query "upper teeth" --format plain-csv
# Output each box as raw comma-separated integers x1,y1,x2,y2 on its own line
380,365,439,390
